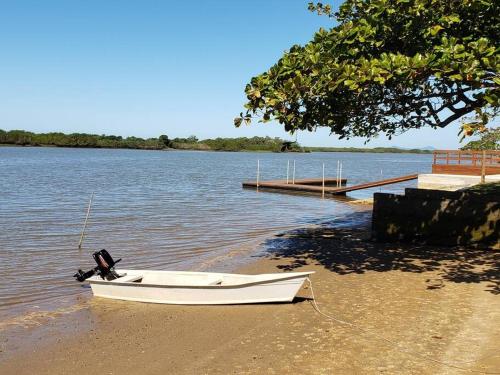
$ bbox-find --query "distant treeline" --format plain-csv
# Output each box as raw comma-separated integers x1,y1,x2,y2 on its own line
0,129,433,153
0,129,169,149
0,129,301,152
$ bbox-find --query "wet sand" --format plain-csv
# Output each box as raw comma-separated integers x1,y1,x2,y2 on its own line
2,214,499,374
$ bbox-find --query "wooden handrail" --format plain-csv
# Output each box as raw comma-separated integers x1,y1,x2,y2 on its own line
433,149,500,153
433,150,500,166
434,155,500,161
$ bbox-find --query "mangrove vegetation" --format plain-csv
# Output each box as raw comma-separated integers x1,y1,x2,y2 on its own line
0,129,434,153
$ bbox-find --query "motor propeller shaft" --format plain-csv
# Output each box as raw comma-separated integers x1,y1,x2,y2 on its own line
74,268,97,282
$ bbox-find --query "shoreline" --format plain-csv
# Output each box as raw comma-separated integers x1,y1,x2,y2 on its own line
0,211,357,343
0,143,433,154
2,210,499,374
0,211,369,330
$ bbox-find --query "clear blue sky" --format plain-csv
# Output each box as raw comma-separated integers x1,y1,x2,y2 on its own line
0,0,466,148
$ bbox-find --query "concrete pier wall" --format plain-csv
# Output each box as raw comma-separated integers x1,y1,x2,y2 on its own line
417,173,500,191
372,188,500,248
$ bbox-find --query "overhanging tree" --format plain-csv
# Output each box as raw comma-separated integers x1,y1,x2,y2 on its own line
461,127,500,150
235,0,499,141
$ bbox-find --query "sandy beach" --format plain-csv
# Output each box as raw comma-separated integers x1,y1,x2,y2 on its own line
1,211,499,375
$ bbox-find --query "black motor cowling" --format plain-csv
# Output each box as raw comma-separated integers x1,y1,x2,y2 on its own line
74,249,122,282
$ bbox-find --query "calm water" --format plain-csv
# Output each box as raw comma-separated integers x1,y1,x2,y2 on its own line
0,147,431,322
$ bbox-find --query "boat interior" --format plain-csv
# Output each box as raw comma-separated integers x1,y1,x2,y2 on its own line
98,269,312,287
110,270,261,286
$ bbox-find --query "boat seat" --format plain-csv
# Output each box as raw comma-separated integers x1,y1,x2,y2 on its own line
208,279,223,286
112,274,143,283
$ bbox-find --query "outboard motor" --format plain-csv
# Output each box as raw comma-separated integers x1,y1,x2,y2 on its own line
74,249,121,282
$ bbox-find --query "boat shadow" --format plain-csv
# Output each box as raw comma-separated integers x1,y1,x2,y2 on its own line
291,296,313,304
264,212,500,295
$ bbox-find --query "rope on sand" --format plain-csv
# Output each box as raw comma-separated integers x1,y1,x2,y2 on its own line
305,278,500,375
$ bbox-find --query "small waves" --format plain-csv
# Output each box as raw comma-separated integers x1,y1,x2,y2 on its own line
0,148,430,323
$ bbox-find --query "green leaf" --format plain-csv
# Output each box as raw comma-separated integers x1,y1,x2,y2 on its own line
484,94,498,105
234,117,243,127
429,25,444,36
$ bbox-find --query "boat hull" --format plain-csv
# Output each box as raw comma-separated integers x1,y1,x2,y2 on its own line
88,270,313,305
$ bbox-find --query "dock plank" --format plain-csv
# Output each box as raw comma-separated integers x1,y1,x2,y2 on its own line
243,177,347,186
242,174,418,195
328,174,418,194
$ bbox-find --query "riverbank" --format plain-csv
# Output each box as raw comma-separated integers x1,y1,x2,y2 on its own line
0,143,433,154
1,129,432,153
2,212,499,374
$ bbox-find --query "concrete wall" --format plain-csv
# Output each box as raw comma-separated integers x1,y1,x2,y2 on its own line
418,173,500,191
372,188,499,248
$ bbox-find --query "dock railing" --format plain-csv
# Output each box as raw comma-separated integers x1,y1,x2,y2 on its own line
432,150,500,176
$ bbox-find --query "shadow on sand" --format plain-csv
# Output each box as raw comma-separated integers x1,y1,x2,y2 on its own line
264,212,500,294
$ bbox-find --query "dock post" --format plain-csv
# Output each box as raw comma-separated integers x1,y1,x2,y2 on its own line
78,191,94,250
481,150,486,183
292,160,296,184
336,160,340,187
256,159,260,188
286,160,290,184
322,163,325,198
339,161,343,187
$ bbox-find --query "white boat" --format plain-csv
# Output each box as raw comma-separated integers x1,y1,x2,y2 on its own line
74,249,313,305
87,269,314,305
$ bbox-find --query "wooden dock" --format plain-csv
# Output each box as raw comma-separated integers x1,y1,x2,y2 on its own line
432,150,500,176
242,174,418,196
243,177,347,187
